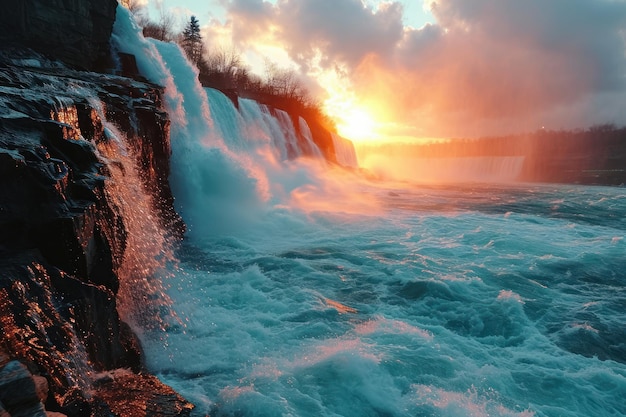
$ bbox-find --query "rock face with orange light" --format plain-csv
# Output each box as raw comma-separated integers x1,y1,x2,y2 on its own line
0,49,191,416
0,3,192,415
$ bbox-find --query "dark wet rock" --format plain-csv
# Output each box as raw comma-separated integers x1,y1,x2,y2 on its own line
92,370,194,417
0,50,189,416
0,2,190,413
117,52,141,79
0,0,118,70
0,360,47,417
0,253,141,412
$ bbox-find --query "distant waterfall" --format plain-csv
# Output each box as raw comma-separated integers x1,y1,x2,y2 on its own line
359,152,525,183
412,156,525,182
332,133,359,168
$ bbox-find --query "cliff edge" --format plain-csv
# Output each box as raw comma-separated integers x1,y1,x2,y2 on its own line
0,1,192,416
0,48,191,417
0,0,117,70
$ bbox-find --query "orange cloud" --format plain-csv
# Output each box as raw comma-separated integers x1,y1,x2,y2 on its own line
209,0,626,138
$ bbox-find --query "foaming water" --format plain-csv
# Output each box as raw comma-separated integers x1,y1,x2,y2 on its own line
144,184,626,417
110,7,626,417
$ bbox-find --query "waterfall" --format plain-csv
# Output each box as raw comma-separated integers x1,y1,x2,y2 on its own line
298,117,325,159
359,152,526,183
233,95,325,162
332,133,359,168
273,107,304,159
410,156,525,182
111,4,356,237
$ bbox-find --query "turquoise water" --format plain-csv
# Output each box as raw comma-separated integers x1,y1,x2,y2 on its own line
147,183,625,417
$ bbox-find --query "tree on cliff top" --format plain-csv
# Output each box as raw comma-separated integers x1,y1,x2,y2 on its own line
122,0,175,41
142,11,175,41
181,16,203,64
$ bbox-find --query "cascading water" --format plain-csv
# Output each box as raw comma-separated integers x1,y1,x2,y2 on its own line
112,8,334,236
372,155,526,183
298,117,325,159
331,133,359,168
233,96,325,162
110,6,626,417
270,107,303,160
88,98,176,331
50,97,83,140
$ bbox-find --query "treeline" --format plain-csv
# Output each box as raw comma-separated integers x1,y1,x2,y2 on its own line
359,124,624,158
121,0,334,131
359,124,626,185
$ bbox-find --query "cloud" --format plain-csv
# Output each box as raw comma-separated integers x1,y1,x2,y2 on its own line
223,0,405,69
213,0,626,137
361,0,626,135
227,0,276,46
274,0,404,69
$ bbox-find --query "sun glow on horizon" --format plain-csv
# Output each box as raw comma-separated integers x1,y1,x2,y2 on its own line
316,65,386,144
336,106,381,143
324,93,385,144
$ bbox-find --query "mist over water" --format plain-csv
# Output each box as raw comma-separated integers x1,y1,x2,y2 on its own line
111,7,626,417
357,149,526,184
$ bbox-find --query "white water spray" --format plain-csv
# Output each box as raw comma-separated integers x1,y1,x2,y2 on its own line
88,97,176,331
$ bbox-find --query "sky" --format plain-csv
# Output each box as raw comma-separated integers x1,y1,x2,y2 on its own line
138,0,626,143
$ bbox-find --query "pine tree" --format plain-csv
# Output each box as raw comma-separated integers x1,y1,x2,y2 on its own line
181,16,203,65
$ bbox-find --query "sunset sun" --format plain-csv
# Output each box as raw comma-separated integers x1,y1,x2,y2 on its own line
336,107,378,142
327,104,380,143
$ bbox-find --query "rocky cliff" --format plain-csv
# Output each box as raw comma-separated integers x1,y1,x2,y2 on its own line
0,0,118,70
0,46,191,417
0,3,196,415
